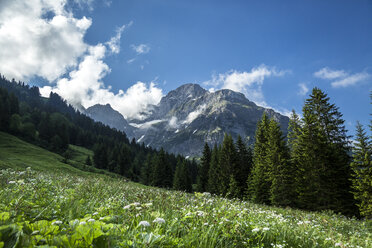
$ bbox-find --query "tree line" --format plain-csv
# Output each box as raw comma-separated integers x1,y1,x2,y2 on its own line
0,75,198,188
196,88,371,218
1,74,370,218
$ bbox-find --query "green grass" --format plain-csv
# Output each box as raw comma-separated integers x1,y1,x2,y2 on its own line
0,132,371,247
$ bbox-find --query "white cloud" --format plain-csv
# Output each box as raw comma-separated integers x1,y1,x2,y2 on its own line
183,104,206,124
106,22,132,54
331,72,370,88
0,0,91,81
203,65,288,106
127,58,136,64
168,116,179,129
314,67,347,80
131,44,150,54
298,83,309,96
314,67,370,88
40,44,163,120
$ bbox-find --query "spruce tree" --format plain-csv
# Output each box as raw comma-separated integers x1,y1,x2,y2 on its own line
248,113,271,204
219,134,238,196
350,122,372,218
235,136,252,198
197,143,211,192
267,118,295,207
173,160,192,192
296,88,354,215
207,144,220,194
85,155,92,166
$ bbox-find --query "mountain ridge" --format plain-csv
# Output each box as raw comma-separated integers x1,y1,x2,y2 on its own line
86,84,289,156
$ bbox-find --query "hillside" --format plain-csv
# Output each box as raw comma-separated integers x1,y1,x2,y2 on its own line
0,132,371,247
0,131,116,177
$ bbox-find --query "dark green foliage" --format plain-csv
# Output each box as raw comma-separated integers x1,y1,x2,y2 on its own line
173,159,192,192
151,148,173,188
93,143,108,170
350,122,372,218
197,143,211,192
296,88,354,215
219,134,238,195
248,113,271,204
267,118,295,207
207,145,220,194
235,136,252,198
85,155,92,166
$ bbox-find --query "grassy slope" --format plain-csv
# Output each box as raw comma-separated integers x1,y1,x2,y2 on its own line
0,131,371,247
0,132,88,175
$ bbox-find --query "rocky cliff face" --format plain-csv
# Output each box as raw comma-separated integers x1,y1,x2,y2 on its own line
85,103,134,138
86,84,289,157
130,84,289,157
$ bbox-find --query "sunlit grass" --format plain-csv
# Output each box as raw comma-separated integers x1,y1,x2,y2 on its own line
0,131,371,247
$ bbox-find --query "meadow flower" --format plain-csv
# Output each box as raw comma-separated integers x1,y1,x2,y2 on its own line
8,181,16,184
80,221,87,225
52,220,62,225
124,204,131,209
263,227,270,231
335,243,343,247
252,228,260,232
138,221,150,227
153,217,165,224
93,212,98,216
88,218,95,223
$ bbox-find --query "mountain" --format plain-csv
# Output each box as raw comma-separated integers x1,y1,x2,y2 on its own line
85,84,289,157
85,103,134,137
130,84,289,156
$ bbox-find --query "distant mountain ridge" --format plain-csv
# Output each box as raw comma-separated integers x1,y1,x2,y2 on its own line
86,84,289,156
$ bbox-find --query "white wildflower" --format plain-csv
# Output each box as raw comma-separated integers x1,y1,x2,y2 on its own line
138,221,150,227
93,212,98,216
87,219,95,223
335,243,343,247
153,218,165,224
8,181,16,184
252,228,260,232
262,227,270,231
52,220,62,225
124,205,131,209
80,221,86,225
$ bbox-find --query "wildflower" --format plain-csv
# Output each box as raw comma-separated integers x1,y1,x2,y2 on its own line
52,220,62,225
93,212,98,216
153,218,165,224
88,219,95,223
144,202,153,207
263,227,270,231
26,167,31,170
133,202,141,206
138,221,150,227
252,228,260,232
124,205,131,209
204,222,208,226
80,221,87,225
8,181,16,184
325,238,332,241
335,243,343,247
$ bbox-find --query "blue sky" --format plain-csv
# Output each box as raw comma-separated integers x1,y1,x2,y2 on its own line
0,0,371,135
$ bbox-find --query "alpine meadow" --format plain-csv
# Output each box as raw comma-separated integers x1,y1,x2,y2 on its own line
0,0,372,247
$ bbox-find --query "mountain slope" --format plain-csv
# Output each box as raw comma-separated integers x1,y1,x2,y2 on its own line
131,84,289,156
85,103,134,137
85,84,289,157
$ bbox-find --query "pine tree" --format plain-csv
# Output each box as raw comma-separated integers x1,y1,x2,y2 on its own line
267,118,295,207
207,144,220,194
350,122,372,218
151,148,173,188
287,110,302,207
235,136,252,198
85,155,92,166
197,143,211,192
296,88,354,215
173,159,192,192
248,113,271,204
219,134,238,196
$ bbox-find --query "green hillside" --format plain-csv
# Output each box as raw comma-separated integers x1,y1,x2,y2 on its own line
0,132,116,177
0,132,371,247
